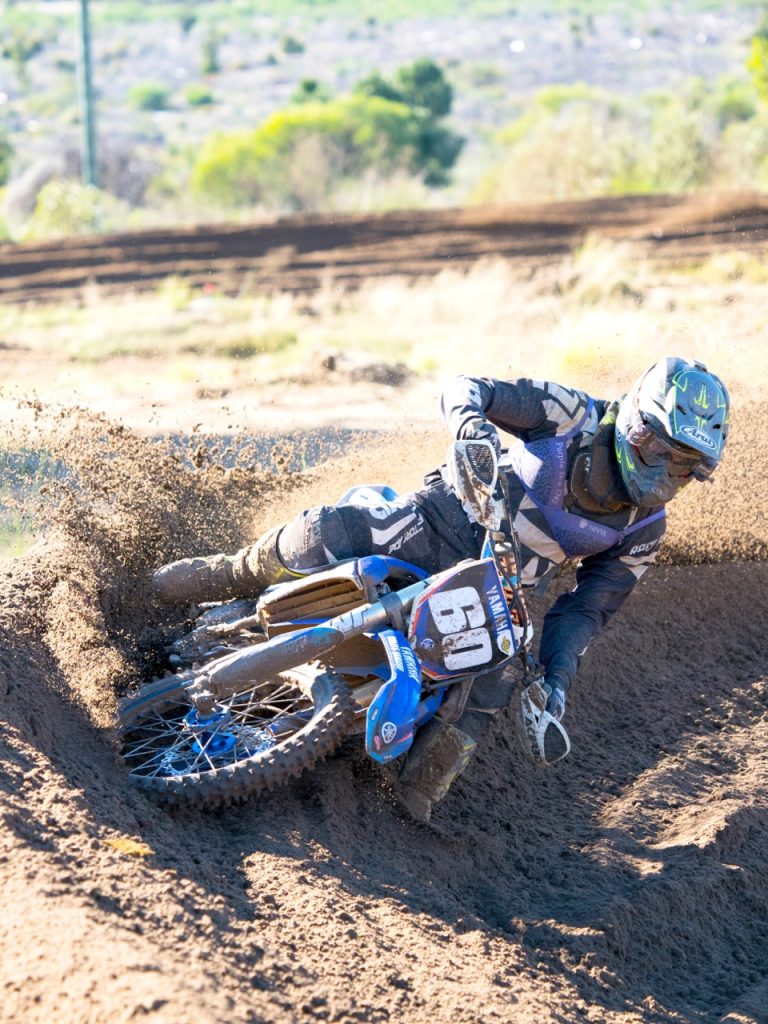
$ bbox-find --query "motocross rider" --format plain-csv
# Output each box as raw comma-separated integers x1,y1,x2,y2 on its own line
153,357,730,823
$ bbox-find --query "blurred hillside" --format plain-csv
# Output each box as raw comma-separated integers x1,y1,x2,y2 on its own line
0,2,766,236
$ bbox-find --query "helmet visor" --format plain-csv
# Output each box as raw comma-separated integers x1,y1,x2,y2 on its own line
627,417,717,482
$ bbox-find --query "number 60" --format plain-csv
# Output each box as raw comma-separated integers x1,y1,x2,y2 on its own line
428,587,492,671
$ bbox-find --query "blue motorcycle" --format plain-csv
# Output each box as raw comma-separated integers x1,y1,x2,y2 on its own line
118,441,569,808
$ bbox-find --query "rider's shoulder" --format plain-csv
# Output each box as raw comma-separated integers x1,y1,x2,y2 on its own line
526,381,601,439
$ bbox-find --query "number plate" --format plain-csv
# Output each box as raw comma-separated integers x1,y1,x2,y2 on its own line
407,559,517,679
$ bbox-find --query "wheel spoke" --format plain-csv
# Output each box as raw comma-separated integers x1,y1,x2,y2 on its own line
120,669,345,790
130,739,193,776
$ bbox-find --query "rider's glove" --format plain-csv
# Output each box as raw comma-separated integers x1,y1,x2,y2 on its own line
463,416,501,454
543,681,566,722
519,676,570,766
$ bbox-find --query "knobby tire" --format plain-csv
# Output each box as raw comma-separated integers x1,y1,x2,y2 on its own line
117,667,355,809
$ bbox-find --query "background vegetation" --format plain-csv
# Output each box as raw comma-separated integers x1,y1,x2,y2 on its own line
474,75,768,202
1,2,768,238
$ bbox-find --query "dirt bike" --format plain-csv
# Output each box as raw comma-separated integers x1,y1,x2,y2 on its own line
118,440,570,809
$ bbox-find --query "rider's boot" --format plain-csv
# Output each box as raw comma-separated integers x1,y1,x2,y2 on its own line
392,718,477,825
152,526,298,604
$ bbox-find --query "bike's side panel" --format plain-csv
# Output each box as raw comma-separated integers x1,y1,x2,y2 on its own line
259,556,427,637
407,559,516,680
365,629,422,764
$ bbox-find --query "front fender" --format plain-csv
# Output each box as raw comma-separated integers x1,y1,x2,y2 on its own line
365,629,422,764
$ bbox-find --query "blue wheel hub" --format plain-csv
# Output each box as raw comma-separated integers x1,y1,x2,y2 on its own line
184,707,237,757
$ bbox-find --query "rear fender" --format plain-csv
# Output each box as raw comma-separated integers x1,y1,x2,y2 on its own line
259,557,427,638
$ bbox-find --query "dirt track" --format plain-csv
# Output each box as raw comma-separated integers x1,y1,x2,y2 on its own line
1,371,767,1023
2,192,768,304
1,192,768,1023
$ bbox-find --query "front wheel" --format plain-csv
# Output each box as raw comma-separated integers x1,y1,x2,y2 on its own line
117,666,355,809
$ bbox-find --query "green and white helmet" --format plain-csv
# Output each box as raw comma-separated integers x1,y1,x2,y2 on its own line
614,357,730,507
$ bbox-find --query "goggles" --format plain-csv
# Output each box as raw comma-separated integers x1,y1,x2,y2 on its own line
627,418,717,482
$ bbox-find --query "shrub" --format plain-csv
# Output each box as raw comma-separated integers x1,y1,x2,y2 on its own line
190,95,424,210
645,99,710,192
0,190,9,241
0,136,13,187
292,78,331,104
1,27,48,86
20,180,122,240
282,35,305,55
129,81,171,112
185,83,214,107
714,75,758,127
476,103,636,202
191,57,464,211
713,111,768,190
475,83,730,203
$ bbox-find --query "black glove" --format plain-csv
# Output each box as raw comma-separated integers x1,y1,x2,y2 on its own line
519,677,570,766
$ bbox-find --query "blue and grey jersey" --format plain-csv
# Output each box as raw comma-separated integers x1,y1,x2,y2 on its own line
439,375,667,693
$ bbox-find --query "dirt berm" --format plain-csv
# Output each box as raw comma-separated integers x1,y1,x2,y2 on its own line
1,393,767,1024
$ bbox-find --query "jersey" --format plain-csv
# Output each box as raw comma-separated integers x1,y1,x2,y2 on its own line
439,375,668,694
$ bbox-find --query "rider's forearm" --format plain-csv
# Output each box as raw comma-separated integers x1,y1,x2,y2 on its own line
440,375,497,439
441,375,589,441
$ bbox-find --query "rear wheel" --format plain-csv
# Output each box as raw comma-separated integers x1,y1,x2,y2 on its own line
118,666,355,809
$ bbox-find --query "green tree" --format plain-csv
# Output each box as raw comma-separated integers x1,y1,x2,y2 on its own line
354,60,463,183
354,71,404,105
415,120,464,186
395,58,453,118
191,95,425,210
356,60,454,117
291,78,332,104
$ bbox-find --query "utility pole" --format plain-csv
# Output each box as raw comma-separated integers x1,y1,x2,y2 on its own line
78,0,98,186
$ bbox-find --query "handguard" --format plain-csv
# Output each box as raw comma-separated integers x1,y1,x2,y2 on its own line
519,679,571,766
447,439,506,532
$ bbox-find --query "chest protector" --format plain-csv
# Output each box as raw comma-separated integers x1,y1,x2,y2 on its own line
505,400,665,558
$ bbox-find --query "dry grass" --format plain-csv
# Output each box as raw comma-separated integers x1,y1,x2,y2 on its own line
2,242,764,399
2,241,766,556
